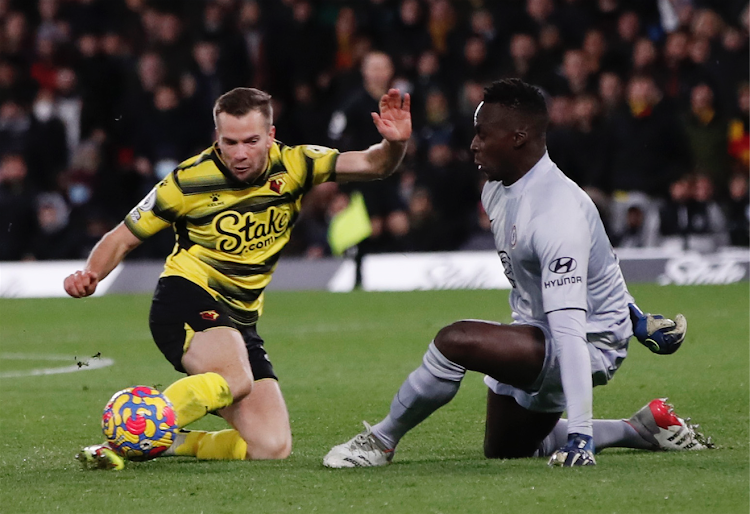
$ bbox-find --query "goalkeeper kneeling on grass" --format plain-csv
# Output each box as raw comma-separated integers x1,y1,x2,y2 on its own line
65,85,413,469
324,79,713,470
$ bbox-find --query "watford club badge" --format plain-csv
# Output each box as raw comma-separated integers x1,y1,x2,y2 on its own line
200,310,220,321
269,176,285,194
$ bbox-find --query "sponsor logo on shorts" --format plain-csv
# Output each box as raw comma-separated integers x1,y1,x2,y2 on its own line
548,257,577,274
200,310,220,321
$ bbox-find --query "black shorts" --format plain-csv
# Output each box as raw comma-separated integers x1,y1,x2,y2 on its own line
149,276,277,381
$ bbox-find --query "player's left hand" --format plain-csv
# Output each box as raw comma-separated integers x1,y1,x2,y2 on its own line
548,433,596,467
629,303,687,355
372,89,411,142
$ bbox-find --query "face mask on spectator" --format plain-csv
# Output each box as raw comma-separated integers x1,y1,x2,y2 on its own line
68,183,91,205
33,100,54,122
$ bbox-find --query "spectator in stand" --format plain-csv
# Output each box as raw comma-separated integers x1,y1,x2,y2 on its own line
196,1,252,91
683,83,730,194
0,153,36,260
133,83,196,180
726,174,749,247
606,75,690,239
457,35,495,86
660,176,692,248
609,11,641,76
661,174,729,251
387,0,431,78
728,83,749,173
184,39,226,139
0,59,31,105
0,0,746,261
607,75,690,197
459,200,495,251
546,95,575,173
405,187,444,252
121,51,165,143
54,67,83,158
598,71,625,120
631,37,658,77
153,11,192,82
567,95,609,196
521,0,556,36
411,49,449,130
275,0,333,102
501,33,540,84
287,181,341,258
468,8,504,69
688,174,730,251
581,28,608,77
237,0,269,91
328,50,406,253
2,11,33,69
36,0,69,47
612,205,650,248
29,191,83,260
536,24,564,83
426,0,458,59
26,88,68,190
552,49,594,96
30,36,59,93
661,31,691,104
416,139,478,250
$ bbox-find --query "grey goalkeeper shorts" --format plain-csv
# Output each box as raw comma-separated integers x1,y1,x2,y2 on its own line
484,320,629,413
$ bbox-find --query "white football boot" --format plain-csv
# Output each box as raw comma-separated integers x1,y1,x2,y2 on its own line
626,398,714,451
323,422,394,468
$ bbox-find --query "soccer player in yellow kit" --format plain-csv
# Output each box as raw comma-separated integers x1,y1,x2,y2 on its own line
64,87,411,468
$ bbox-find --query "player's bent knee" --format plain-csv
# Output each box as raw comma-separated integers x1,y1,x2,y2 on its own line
433,321,476,362
249,434,292,460
224,373,253,402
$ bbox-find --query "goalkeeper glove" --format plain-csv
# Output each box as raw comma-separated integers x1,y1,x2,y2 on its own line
628,303,687,355
548,433,596,467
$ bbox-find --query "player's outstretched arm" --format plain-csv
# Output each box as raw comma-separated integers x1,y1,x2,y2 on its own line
63,223,142,298
334,88,411,182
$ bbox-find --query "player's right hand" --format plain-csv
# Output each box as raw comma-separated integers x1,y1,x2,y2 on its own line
64,270,99,298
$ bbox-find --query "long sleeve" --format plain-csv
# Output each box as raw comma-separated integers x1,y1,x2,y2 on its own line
548,308,592,436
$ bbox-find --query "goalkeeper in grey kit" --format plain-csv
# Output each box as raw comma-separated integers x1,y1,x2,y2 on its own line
324,79,711,469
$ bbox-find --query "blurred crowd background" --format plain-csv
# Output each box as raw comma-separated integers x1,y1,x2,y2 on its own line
0,0,748,262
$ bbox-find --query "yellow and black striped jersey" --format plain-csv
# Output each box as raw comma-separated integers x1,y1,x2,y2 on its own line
124,141,338,325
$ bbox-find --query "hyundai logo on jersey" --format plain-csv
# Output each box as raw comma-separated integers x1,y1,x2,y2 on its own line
549,257,577,274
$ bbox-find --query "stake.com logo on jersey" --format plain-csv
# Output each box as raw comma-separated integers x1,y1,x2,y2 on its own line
544,257,582,289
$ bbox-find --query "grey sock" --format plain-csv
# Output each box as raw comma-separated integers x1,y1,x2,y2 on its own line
538,418,653,456
372,342,465,449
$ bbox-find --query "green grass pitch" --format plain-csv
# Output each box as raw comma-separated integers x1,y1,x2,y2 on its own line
0,283,747,513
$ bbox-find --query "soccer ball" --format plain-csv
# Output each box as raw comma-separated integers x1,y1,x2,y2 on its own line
102,386,178,461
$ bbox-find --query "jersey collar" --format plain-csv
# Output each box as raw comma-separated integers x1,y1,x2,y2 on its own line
501,151,553,198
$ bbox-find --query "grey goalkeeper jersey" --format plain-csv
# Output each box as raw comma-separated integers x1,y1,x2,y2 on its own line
482,152,634,346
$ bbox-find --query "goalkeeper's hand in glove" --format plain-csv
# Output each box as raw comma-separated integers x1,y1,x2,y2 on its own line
629,303,687,355
548,433,596,467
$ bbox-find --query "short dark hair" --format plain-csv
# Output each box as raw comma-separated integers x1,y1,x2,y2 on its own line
213,87,272,126
483,78,548,118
